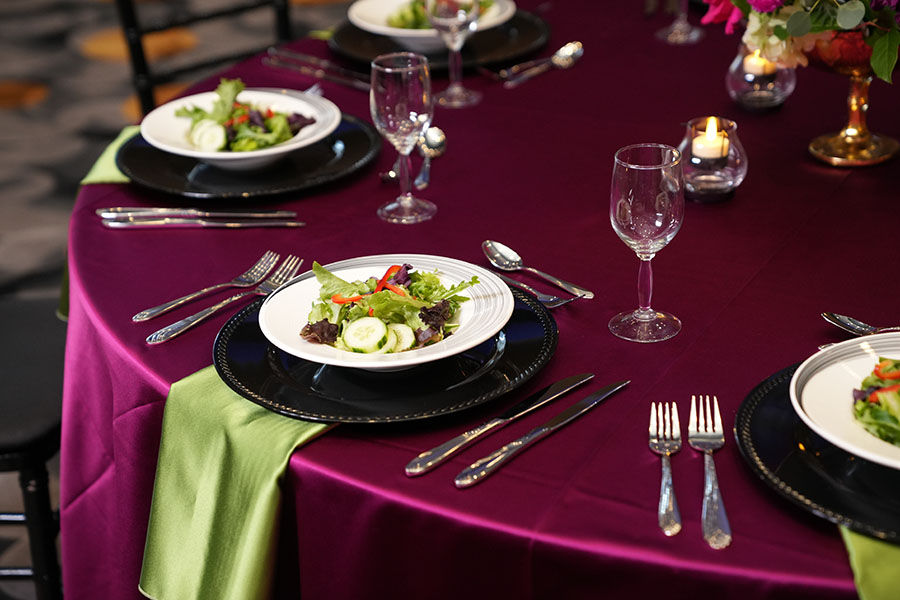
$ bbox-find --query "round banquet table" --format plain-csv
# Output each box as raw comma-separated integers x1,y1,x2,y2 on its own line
62,1,900,599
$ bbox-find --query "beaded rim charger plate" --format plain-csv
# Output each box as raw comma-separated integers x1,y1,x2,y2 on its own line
213,289,557,424
735,365,900,541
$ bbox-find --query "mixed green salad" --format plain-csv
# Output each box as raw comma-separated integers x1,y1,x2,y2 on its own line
386,0,494,29
300,262,479,354
853,357,900,446
174,78,316,152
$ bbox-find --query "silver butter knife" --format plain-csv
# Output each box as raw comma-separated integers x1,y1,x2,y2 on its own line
405,373,594,477
454,379,630,488
102,218,305,229
97,207,297,219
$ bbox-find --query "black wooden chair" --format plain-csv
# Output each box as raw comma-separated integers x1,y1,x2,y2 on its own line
0,296,65,600
113,0,295,116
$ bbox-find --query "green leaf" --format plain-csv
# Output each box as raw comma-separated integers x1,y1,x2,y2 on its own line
785,11,811,37
836,0,865,30
809,1,839,32
871,27,900,83
773,24,790,41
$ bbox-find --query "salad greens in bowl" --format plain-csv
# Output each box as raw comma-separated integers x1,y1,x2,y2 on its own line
790,332,900,471
140,78,341,171
258,254,515,371
347,0,516,54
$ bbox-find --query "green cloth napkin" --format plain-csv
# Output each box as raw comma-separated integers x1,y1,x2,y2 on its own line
139,365,333,600
840,526,900,600
80,125,139,184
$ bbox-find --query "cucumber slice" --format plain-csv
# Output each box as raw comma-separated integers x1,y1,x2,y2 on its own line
388,323,416,352
189,119,227,151
370,329,397,354
341,317,388,353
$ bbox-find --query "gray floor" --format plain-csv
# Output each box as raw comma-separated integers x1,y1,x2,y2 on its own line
0,2,350,597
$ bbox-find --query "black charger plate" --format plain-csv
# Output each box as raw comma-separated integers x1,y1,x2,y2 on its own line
213,289,557,424
328,11,550,70
735,365,900,541
115,114,379,199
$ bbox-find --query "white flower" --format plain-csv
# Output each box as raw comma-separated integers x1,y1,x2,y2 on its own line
741,6,829,69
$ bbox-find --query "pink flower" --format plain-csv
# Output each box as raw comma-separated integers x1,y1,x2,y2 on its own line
747,0,785,12
701,0,744,34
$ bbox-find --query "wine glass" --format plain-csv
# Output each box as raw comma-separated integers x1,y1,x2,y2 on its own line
655,0,703,45
370,52,436,224
609,143,685,343
425,0,481,108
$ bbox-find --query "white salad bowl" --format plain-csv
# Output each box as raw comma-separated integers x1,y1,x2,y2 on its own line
140,88,342,171
258,254,515,372
347,0,517,54
789,331,900,471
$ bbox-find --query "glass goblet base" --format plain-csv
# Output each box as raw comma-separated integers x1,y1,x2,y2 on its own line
436,85,482,108
609,308,681,343
655,21,703,45
377,193,437,224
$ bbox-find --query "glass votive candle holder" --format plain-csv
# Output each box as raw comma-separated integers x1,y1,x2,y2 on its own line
726,45,796,111
677,116,747,202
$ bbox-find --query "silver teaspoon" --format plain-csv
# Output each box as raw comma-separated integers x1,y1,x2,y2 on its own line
502,41,583,89
821,312,900,336
414,127,447,190
482,240,594,299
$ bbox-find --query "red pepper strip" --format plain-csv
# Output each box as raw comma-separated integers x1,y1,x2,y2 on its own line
266,108,275,119
368,308,375,317
869,383,900,403
874,360,900,380
223,114,250,127
384,282,406,296
374,265,402,292
331,293,363,304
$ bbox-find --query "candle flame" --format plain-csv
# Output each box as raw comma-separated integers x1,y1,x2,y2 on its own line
705,117,719,141
752,49,763,60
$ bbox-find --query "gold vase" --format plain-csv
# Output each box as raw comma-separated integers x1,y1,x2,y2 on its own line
805,31,899,167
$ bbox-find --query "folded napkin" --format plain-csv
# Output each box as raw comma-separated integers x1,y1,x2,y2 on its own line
80,125,139,184
840,526,900,600
139,365,333,600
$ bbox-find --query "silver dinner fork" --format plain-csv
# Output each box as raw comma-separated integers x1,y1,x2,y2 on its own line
494,273,584,309
132,251,279,322
688,395,732,549
649,401,682,536
146,255,302,344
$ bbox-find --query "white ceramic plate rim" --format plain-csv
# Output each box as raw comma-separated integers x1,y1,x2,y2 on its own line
140,89,342,161
347,0,516,39
258,254,515,371
789,332,900,471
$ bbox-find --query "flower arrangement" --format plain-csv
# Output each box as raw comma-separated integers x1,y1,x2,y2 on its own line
702,0,900,82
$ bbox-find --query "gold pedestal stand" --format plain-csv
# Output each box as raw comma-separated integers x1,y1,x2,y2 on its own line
807,32,899,167
808,73,899,166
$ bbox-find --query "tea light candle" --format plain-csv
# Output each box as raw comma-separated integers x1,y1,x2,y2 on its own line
743,50,777,76
691,117,729,159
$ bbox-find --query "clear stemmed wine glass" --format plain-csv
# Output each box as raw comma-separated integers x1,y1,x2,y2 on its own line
609,143,685,343
655,0,703,45
425,0,482,108
370,52,436,224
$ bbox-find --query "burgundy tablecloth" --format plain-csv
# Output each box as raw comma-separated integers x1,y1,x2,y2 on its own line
61,1,900,598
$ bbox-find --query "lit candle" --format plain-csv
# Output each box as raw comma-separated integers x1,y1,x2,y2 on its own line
742,50,777,76
691,117,729,159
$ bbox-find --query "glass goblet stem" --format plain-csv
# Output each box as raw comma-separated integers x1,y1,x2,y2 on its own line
447,47,464,97
397,150,413,199
636,257,655,320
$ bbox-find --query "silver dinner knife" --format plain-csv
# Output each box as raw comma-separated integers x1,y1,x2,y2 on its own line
405,373,595,477
262,56,371,92
97,207,297,219
454,380,630,488
102,218,305,229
